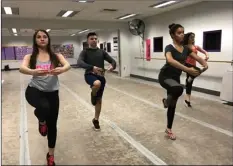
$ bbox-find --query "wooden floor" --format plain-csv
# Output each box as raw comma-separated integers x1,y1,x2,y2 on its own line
2,69,233,165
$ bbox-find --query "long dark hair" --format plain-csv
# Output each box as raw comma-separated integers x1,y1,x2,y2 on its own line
183,32,195,46
29,29,60,69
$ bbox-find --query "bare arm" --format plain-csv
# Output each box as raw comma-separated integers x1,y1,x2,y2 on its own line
189,52,208,70
56,53,71,72
19,54,34,75
189,52,208,67
196,45,209,60
103,51,116,70
196,45,207,55
166,52,189,73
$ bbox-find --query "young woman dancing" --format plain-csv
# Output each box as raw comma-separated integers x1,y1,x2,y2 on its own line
159,24,208,140
19,29,71,165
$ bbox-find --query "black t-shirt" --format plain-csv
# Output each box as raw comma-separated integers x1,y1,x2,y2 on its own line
160,44,192,77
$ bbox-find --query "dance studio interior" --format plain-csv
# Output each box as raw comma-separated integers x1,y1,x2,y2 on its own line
1,0,232,165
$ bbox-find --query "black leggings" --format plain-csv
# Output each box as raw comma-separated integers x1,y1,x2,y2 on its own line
185,63,201,95
185,73,194,95
159,72,183,129
25,86,59,148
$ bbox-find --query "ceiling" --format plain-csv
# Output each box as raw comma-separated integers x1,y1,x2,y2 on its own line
2,0,203,37
2,28,84,36
2,28,107,37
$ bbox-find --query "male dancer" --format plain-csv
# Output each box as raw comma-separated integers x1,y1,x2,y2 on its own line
77,32,116,130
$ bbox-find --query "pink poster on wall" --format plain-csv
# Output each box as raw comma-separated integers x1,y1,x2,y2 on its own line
146,39,151,61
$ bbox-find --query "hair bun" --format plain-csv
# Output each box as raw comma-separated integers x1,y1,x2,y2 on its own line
168,23,175,29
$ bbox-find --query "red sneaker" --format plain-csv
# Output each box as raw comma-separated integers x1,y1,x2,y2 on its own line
46,153,55,166
39,122,47,136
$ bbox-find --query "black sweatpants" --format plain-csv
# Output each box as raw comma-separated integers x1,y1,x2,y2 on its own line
185,63,201,95
25,86,59,148
158,72,183,129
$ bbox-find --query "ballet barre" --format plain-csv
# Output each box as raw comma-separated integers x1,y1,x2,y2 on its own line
134,57,233,63
135,57,165,60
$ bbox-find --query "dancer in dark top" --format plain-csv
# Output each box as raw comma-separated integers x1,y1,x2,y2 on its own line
159,23,208,140
77,32,116,131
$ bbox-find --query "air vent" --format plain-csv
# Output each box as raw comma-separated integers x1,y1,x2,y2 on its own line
102,9,118,12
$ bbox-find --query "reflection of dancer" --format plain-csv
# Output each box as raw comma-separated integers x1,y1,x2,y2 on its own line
159,23,208,140
19,29,71,165
77,32,116,131
183,32,209,107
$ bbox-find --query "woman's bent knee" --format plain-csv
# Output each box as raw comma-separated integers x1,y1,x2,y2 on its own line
172,86,183,98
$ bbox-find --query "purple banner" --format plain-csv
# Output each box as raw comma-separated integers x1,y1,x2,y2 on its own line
26,47,33,55
15,46,30,60
4,47,15,60
1,48,6,60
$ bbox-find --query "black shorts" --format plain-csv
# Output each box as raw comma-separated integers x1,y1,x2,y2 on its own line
84,73,106,99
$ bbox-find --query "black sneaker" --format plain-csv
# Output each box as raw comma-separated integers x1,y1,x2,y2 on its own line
162,98,168,108
92,118,100,131
184,100,192,107
91,91,97,106
46,152,55,166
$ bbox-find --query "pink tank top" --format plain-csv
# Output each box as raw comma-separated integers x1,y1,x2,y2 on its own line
186,45,197,66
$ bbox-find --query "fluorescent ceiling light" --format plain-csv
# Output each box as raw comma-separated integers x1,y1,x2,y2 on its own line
71,34,76,36
46,29,51,32
12,28,17,33
78,29,89,34
153,1,176,8
74,0,94,2
14,34,18,36
4,7,12,14
62,11,73,17
118,14,136,20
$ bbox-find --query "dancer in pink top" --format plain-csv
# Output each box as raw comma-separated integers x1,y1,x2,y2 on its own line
183,32,209,107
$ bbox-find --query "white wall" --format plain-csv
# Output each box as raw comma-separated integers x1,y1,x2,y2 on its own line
78,30,120,73
2,36,80,69
129,1,233,92
119,28,142,77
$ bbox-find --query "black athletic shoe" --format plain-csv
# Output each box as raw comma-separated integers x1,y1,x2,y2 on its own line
91,91,97,106
184,100,192,107
92,118,100,131
162,98,168,108
46,152,55,166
